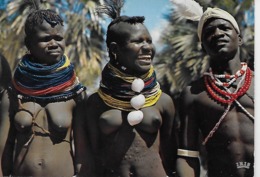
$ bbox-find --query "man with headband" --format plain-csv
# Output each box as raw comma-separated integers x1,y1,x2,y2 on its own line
176,7,254,177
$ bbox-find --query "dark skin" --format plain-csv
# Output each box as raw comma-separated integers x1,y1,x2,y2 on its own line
0,54,12,176
0,20,83,177
74,22,176,177
176,18,254,177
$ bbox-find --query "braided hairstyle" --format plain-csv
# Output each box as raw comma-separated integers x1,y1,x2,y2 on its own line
24,9,63,49
96,0,145,60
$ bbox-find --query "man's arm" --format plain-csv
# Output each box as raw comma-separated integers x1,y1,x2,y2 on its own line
176,86,200,177
0,54,13,176
73,93,99,177
0,90,15,176
159,93,177,177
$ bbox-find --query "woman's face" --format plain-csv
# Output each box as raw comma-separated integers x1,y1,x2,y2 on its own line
115,23,155,75
28,20,65,65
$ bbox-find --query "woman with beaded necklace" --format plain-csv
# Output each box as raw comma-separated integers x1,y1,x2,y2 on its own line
73,1,177,177
0,9,86,176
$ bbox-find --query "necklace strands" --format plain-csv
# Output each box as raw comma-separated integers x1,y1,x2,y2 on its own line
202,64,253,145
98,64,162,126
211,68,251,97
213,62,247,79
206,62,247,87
204,67,252,104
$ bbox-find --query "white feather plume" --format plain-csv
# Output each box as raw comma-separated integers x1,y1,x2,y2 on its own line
171,0,203,21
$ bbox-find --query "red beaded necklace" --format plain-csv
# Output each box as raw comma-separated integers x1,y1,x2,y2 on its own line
204,63,252,104
202,63,253,145
206,62,247,87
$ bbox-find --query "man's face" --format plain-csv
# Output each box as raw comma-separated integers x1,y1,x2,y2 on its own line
201,18,241,60
115,23,156,75
28,20,65,65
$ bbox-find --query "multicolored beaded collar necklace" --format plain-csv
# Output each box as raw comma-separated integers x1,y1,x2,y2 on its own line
98,63,162,126
11,54,86,102
203,62,254,145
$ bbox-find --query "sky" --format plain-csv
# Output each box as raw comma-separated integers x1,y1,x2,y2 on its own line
103,0,171,44
122,0,171,42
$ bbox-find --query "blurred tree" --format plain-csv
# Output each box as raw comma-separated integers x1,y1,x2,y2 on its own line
154,0,254,99
0,0,105,92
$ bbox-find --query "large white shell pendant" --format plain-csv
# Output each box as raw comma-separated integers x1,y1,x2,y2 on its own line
130,94,145,110
127,110,144,126
131,78,145,93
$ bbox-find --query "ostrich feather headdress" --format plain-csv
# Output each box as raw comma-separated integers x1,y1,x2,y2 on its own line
96,0,124,20
171,0,203,21
171,0,240,41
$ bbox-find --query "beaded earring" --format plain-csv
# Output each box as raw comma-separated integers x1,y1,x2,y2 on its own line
113,53,117,60
113,53,127,71
121,66,127,71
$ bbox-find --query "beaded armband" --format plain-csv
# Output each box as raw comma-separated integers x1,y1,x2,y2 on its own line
177,149,199,158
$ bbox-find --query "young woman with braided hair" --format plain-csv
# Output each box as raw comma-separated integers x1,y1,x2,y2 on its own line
0,9,86,176
73,1,177,177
